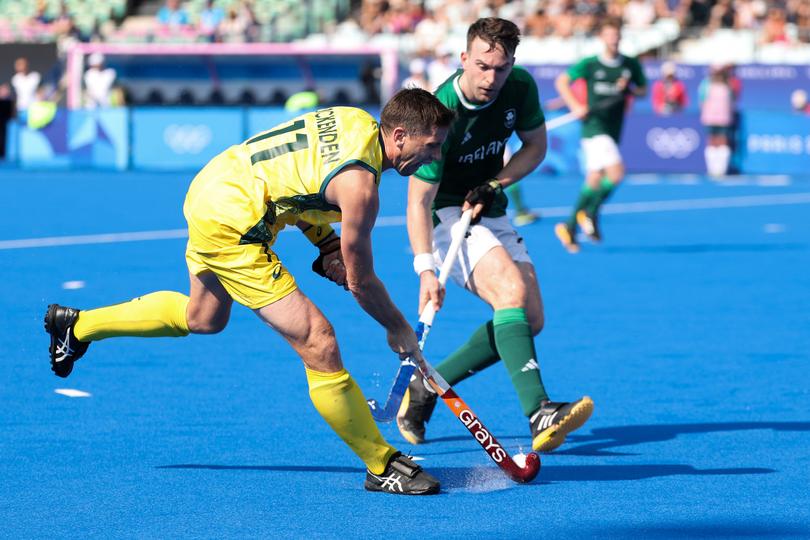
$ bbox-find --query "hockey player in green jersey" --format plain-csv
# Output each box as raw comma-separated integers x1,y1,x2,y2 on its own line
400,17,593,453
554,18,648,253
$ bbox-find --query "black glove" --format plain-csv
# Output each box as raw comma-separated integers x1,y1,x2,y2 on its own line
464,179,503,224
311,234,341,278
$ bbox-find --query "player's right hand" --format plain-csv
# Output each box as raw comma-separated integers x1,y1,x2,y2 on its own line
572,102,589,119
386,324,421,360
418,270,444,314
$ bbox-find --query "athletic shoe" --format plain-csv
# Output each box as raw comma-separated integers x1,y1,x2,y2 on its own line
364,452,440,495
513,210,541,227
576,210,602,242
44,304,90,378
530,396,594,452
554,223,580,254
396,376,438,445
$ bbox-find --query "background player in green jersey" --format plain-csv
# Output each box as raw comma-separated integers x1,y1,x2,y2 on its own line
400,17,594,453
554,18,648,253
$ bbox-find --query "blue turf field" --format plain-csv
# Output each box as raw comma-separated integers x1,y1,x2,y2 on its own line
1,168,809,538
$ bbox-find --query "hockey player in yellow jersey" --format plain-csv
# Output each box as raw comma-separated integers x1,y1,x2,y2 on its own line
44,89,454,495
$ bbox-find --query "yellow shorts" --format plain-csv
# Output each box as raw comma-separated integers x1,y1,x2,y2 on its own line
183,146,298,309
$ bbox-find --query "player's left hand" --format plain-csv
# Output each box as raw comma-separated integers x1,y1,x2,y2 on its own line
311,236,348,290
321,249,348,289
463,179,503,224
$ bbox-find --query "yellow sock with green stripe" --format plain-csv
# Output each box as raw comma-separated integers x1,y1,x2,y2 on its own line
306,367,397,475
493,308,548,416
73,291,190,341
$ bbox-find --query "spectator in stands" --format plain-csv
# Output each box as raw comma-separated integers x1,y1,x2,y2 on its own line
10,57,41,115
158,0,190,29
413,7,449,52
699,64,736,177
624,0,657,29
386,0,422,34
402,58,430,90
707,0,736,32
790,89,810,113
359,0,389,35
198,0,225,42
652,61,688,115
793,0,810,42
0,84,11,159
524,8,552,37
759,7,792,43
219,3,255,43
427,44,457,90
84,53,116,109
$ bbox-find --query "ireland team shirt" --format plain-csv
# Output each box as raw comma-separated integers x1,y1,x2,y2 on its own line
414,67,545,218
566,55,646,142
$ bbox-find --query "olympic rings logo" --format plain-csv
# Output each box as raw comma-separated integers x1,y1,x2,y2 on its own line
163,124,213,154
646,127,700,159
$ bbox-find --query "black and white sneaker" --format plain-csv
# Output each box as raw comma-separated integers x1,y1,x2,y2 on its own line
364,452,440,495
396,376,438,445
530,396,594,452
44,304,90,378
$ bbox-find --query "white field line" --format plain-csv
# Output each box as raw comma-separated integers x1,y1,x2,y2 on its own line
2,192,809,251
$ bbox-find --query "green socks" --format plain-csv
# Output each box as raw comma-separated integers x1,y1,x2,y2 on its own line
567,184,597,228
506,184,526,212
569,177,618,227
587,177,617,215
436,321,499,385
493,308,548,416
435,309,548,417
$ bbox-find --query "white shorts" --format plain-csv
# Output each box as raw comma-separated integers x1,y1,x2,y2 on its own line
581,134,622,172
433,206,533,288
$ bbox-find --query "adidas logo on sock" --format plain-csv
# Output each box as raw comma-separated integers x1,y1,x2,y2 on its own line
521,358,539,372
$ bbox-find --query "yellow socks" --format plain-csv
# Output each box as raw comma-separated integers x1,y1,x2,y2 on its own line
306,367,397,475
73,291,190,341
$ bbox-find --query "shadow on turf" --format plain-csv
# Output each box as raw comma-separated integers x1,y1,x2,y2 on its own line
559,421,810,456
156,463,773,488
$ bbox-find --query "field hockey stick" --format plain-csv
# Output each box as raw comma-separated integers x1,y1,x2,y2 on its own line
416,355,541,483
544,92,630,132
367,209,473,422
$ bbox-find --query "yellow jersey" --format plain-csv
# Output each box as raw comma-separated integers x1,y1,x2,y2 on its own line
244,106,383,228
185,106,384,251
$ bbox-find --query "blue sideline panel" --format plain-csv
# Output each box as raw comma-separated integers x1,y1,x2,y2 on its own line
738,110,810,175
131,107,243,170
17,109,128,170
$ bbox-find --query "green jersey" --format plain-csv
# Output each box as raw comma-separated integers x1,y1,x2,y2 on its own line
567,55,646,141
414,66,545,218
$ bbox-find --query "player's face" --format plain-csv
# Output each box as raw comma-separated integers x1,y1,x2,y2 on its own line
461,37,515,103
601,26,621,56
395,126,448,176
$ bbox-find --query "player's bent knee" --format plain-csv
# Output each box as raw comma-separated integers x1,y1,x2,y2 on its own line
301,319,342,370
530,315,545,336
186,313,228,334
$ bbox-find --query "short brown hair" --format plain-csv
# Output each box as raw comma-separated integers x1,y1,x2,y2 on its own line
467,18,521,56
598,18,623,33
380,88,454,135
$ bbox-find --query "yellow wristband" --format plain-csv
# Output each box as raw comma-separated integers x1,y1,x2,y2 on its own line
302,224,336,247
